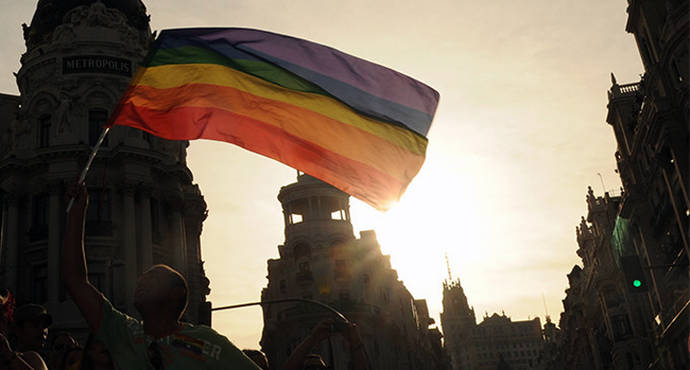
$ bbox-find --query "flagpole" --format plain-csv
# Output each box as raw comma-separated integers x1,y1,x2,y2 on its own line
211,298,350,323
66,127,111,213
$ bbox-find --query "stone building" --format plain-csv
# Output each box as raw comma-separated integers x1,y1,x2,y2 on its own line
604,0,688,368
556,1,688,368
441,278,476,370
441,278,544,370
260,173,447,370
556,189,654,370
0,0,212,338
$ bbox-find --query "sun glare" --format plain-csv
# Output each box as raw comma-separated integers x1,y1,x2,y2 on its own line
349,160,495,320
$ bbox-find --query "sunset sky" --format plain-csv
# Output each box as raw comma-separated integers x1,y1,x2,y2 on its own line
0,0,644,349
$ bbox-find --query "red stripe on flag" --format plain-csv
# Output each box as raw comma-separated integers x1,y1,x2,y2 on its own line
115,103,407,209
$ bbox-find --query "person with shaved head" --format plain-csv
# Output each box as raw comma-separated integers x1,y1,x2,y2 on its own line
63,183,260,370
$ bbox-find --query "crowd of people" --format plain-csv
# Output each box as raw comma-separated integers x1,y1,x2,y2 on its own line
0,183,371,369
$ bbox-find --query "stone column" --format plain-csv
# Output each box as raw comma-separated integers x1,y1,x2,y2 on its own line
121,185,138,313
47,182,62,305
4,194,19,292
137,186,153,272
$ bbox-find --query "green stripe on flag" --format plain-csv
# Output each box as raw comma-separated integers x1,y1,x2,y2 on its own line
147,47,329,96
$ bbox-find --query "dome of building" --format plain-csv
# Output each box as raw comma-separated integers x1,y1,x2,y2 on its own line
23,0,149,47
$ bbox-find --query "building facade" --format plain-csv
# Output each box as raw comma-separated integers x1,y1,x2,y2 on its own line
0,0,211,337
604,0,688,368
442,278,544,370
556,1,688,368
260,173,447,370
556,189,654,370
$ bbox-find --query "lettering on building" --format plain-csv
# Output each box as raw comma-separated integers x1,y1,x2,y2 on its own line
62,55,132,77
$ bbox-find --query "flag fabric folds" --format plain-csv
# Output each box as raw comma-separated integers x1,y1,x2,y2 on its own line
109,28,440,210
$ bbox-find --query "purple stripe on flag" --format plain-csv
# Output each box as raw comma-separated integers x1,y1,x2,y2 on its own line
192,28,439,116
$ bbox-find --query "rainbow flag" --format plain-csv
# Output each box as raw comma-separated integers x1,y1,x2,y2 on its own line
109,28,439,210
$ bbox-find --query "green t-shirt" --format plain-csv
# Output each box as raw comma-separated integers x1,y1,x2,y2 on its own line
95,298,261,370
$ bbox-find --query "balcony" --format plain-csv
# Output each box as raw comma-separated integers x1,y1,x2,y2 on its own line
608,82,641,100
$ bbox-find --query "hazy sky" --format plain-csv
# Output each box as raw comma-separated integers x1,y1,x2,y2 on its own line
0,0,643,349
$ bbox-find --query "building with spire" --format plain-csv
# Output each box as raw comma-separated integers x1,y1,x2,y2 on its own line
0,0,212,337
441,278,476,370
260,173,447,370
441,277,544,370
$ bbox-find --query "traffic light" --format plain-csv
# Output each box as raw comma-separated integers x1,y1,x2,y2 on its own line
621,255,648,292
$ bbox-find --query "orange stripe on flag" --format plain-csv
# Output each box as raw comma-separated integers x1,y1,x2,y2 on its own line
115,102,408,209
120,84,425,184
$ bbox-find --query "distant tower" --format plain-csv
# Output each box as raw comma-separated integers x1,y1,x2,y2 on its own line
0,0,211,336
441,277,476,370
261,174,438,370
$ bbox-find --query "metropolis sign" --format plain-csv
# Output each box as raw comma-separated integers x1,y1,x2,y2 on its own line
62,55,132,77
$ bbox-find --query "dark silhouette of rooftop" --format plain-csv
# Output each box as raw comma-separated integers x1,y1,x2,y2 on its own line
23,0,149,47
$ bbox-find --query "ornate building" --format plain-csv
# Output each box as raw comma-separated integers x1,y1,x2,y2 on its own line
556,1,688,368
556,189,654,370
604,0,687,368
0,0,211,338
441,278,544,370
260,173,447,370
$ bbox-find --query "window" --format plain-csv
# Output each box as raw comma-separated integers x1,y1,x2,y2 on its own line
89,109,109,147
288,213,303,224
38,115,51,148
611,315,632,340
298,262,310,272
